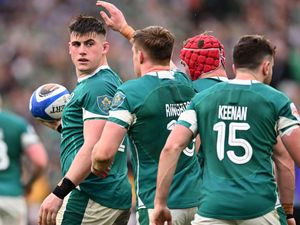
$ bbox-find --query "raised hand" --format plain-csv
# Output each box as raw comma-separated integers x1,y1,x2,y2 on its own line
96,1,127,32
96,1,135,40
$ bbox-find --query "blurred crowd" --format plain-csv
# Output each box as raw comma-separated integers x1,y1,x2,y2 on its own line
0,0,300,223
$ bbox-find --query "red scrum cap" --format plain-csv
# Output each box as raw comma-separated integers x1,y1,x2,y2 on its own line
180,33,226,80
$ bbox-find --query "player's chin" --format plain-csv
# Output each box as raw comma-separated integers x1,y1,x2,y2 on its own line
77,63,90,69
77,65,93,74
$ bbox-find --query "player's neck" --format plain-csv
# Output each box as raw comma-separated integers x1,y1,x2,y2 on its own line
235,69,263,82
76,60,108,78
141,64,170,76
200,67,227,79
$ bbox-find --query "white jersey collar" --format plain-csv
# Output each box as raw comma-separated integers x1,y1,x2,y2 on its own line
228,79,261,85
77,65,110,83
146,70,175,79
209,76,228,81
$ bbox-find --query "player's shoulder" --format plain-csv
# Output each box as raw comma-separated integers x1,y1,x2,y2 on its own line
171,69,193,85
117,77,143,92
93,67,122,84
253,82,290,102
192,81,226,101
0,111,28,127
78,67,122,95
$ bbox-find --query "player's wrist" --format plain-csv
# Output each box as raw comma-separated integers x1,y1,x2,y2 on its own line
119,24,135,41
282,203,294,219
52,177,76,199
154,199,167,208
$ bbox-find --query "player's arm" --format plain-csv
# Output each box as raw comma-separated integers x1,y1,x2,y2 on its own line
24,142,48,194
22,124,48,195
96,1,135,42
281,127,300,168
96,1,179,70
152,124,194,225
91,121,127,177
272,136,295,223
39,119,105,225
64,119,106,184
280,127,300,225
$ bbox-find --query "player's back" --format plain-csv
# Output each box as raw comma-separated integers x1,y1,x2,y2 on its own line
193,79,299,219
0,111,29,196
111,70,202,209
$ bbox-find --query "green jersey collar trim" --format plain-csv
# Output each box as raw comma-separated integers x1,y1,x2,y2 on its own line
77,65,110,83
145,70,175,79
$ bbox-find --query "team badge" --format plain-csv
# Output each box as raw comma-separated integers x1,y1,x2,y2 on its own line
97,95,113,114
111,91,126,109
290,103,300,121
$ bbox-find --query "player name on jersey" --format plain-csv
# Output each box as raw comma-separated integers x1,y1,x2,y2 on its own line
165,101,190,117
218,105,248,121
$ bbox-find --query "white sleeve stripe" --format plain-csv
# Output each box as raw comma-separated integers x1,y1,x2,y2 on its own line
280,125,299,137
82,108,108,120
278,116,300,131
21,133,40,149
179,110,198,134
109,110,134,125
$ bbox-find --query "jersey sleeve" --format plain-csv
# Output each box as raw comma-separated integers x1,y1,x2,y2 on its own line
21,123,40,150
108,90,135,129
82,81,114,121
177,100,198,136
277,100,300,136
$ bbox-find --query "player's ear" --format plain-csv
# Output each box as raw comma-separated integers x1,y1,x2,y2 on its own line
262,59,271,76
232,64,237,74
181,60,191,78
102,41,109,54
139,51,144,64
68,42,71,55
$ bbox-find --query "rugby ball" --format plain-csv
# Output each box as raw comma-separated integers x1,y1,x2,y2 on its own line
29,83,70,121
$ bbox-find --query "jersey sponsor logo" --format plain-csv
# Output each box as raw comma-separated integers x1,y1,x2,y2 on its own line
218,105,248,121
111,91,126,109
165,101,190,117
290,103,300,121
97,95,113,114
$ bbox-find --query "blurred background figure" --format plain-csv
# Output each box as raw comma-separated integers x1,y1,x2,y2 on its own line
0,0,299,224
0,95,48,225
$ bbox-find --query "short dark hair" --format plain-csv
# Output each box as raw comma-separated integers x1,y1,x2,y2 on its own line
133,26,175,65
69,15,106,36
233,35,276,70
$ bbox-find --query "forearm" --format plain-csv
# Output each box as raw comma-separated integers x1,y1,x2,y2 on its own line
154,146,182,207
23,166,44,194
65,145,93,186
275,159,295,216
51,146,92,200
273,136,295,216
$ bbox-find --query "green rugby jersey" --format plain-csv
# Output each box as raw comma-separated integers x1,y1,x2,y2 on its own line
60,65,131,209
109,70,202,210
178,79,300,219
0,111,40,196
193,77,229,168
